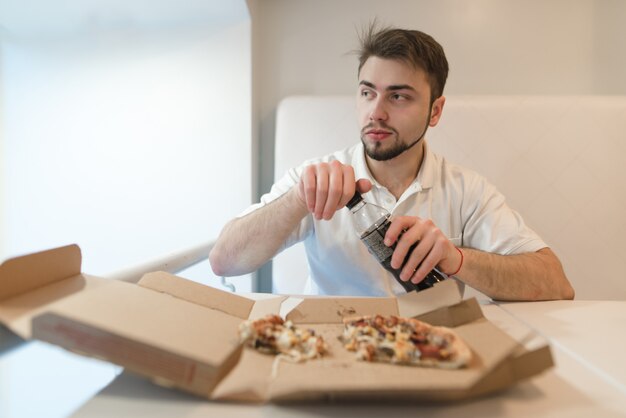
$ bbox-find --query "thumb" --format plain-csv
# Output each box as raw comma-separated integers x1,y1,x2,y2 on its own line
356,178,373,194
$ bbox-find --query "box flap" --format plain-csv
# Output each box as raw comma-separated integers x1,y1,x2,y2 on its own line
138,271,255,319
415,298,485,327
0,244,81,301
0,244,111,339
34,279,242,365
509,344,554,382
396,278,463,318
32,279,243,396
279,297,305,319
0,273,110,339
467,343,553,398
276,278,464,324
283,296,399,324
249,295,288,320
466,305,555,396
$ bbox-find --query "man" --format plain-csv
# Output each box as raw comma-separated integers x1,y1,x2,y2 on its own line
210,25,574,300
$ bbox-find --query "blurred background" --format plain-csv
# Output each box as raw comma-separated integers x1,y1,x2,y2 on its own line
1,0,625,293
0,1,254,291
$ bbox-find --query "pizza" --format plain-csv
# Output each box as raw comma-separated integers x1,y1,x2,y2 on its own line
238,314,327,362
342,315,471,369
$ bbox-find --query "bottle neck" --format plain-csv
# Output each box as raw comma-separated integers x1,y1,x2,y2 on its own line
348,199,366,215
348,195,390,235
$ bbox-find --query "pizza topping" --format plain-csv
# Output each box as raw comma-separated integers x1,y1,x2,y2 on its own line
342,315,471,369
238,314,327,362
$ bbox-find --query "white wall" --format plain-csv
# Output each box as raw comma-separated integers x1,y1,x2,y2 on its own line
0,17,253,291
591,0,626,93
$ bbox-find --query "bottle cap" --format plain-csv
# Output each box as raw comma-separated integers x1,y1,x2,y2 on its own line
345,191,363,209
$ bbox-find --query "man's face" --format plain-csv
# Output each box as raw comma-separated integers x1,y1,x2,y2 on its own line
357,57,440,161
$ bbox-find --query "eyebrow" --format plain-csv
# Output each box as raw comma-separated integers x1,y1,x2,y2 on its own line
359,80,416,92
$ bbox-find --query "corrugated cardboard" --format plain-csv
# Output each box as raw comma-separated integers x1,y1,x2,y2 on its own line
0,245,554,403
0,244,110,338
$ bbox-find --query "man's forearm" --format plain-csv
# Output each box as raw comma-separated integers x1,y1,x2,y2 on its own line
456,247,574,301
209,188,309,276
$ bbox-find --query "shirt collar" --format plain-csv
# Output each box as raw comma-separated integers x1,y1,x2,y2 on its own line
415,140,435,190
352,141,436,193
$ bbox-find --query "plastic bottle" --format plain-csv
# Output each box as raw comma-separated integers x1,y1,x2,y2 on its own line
346,191,446,292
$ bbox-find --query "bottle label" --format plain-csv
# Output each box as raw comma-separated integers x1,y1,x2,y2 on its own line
360,217,394,263
360,216,447,292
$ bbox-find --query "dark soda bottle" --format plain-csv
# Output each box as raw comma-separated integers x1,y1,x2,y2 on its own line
346,191,446,292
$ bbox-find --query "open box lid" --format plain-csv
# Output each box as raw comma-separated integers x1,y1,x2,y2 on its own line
31,278,244,396
0,245,247,396
0,244,110,339
136,269,466,323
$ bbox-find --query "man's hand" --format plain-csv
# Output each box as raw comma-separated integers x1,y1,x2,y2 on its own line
384,216,462,283
296,160,372,220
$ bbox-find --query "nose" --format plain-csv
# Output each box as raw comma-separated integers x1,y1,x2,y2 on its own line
369,98,388,122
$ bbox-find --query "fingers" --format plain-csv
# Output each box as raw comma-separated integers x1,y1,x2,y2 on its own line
406,235,448,284
322,163,344,219
335,164,356,209
384,216,415,252
356,178,373,194
399,231,435,280
314,163,330,219
300,165,317,212
298,161,366,220
386,217,455,283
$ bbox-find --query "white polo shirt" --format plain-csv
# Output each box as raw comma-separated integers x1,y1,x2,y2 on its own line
242,142,547,296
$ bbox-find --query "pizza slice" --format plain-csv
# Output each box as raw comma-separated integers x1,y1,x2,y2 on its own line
342,315,471,369
238,314,327,362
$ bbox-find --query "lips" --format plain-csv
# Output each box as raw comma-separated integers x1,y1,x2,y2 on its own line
365,129,393,141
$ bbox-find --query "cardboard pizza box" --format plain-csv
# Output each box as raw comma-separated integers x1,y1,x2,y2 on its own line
0,245,553,402
0,244,111,339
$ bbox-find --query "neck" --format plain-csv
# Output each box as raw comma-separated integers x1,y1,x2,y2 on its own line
366,141,425,200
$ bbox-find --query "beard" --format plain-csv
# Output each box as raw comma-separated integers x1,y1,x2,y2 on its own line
360,119,430,161
361,131,422,161
360,106,433,161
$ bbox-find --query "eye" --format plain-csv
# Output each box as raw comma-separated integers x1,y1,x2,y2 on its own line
360,89,375,99
390,93,406,101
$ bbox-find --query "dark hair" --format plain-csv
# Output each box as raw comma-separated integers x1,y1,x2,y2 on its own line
357,23,449,102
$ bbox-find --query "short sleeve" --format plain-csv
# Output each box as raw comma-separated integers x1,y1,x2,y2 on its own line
461,173,547,255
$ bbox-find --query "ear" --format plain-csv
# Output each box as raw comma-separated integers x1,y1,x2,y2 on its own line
428,96,446,127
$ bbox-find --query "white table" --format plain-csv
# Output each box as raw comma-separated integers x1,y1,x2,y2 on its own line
2,302,625,418
0,327,121,418
496,300,626,392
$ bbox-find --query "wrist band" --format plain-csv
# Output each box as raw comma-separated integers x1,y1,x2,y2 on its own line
449,247,464,276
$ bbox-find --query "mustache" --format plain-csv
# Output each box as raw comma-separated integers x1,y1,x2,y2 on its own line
361,122,398,136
